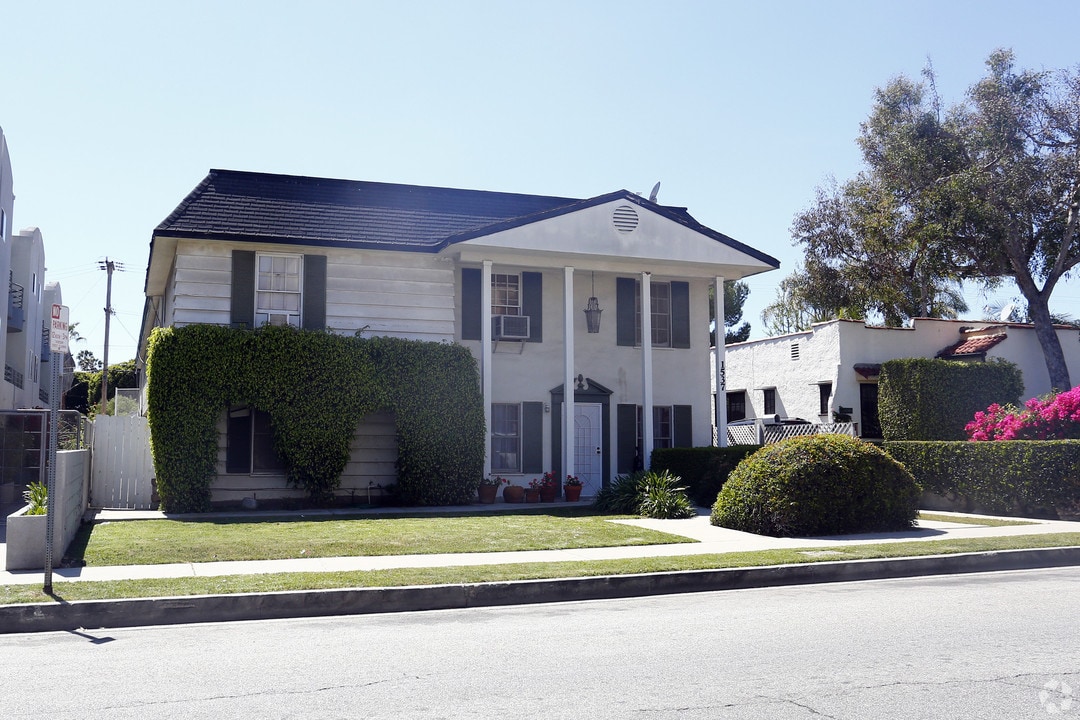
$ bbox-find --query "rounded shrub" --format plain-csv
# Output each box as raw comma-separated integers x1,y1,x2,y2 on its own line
710,434,921,537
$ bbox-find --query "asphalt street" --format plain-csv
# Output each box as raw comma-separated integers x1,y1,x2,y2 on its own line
2,567,1077,719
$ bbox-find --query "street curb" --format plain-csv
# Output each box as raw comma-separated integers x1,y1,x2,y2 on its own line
3,546,1079,634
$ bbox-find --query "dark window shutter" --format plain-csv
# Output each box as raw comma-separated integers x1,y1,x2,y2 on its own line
522,401,544,473
522,271,543,342
226,408,252,474
616,277,636,347
461,268,481,340
231,250,256,328
617,403,638,473
673,405,693,448
302,254,327,330
671,281,690,349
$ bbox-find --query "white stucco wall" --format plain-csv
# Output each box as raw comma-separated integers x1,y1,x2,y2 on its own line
724,318,1080,436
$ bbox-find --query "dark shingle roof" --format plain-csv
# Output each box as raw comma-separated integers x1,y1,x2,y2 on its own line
153,169,779,268
156,170,581,251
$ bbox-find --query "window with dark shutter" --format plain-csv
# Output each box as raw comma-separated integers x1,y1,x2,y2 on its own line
230,250,256,328
461,268,481,341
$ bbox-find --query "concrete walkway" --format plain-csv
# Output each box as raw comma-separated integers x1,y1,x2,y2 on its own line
2,508,1078,587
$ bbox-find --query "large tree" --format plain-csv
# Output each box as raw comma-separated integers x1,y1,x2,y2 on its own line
789,51,1080,389
710,280,752,344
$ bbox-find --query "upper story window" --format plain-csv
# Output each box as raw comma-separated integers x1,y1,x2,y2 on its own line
256,253,302,327
635,281,671,347
491,274,520,316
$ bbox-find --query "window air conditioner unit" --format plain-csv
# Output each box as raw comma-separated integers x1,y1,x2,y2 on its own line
492,315,530,340
268,313,291,327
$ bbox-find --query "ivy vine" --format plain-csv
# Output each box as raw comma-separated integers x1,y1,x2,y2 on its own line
146,325,485,512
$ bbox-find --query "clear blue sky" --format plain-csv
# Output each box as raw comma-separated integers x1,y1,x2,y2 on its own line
4,1,1079,364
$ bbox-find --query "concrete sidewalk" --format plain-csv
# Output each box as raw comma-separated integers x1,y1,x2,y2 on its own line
2,509,1078,587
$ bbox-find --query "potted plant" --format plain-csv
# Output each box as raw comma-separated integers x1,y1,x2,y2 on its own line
537,472,559,502
503,483,525,503
525,478,542,502
564,474,583,502
6,482,48,571
478,475,506,504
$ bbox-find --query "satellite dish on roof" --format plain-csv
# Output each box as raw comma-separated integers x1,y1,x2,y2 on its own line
999,303,1016,322
648,181,660,203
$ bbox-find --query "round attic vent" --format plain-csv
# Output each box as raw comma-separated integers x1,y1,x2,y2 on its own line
612,205,639,234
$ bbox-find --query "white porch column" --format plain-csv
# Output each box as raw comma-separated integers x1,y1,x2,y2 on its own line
641,272,654,469
563,266,575,480
481,260,493,477
714,276,728,447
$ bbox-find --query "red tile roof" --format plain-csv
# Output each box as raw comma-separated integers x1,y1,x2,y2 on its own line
937,333,1007,358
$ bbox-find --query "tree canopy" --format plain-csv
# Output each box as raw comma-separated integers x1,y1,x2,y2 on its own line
778,50,1080,389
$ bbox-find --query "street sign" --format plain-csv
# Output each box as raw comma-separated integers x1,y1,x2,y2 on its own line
49,304,69,354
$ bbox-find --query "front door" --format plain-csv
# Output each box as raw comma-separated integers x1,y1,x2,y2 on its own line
860,383,881,439
574,403,603,496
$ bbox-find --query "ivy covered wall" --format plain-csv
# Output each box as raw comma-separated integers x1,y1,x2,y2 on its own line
146,325,484,512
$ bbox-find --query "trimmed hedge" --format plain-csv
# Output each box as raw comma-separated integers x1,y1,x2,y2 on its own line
885,440,1080,517
712,435,921,537
650,446,759,507
878,358,1023,441
146,325,484,512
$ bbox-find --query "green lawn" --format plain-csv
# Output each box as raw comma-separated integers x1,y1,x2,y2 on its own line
3,531,1078,606
65,508,689,566
916,512,1035,527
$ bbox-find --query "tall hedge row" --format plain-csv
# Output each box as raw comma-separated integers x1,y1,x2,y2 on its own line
878,358,1023,441
649,446,758,506
885,440,1080,517
146,325,484,512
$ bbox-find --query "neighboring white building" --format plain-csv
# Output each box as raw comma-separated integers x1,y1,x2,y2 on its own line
0,127,13,405
0,127,58,411
720,318,1080,439
5,227,47,408
138,170,779,502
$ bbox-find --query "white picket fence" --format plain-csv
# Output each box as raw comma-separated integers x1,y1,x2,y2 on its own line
727,421,859,446
90,415,155,509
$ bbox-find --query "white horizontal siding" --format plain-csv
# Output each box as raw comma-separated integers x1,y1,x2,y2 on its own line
326,251,454,340
171,242,232,327
210,410,398,503
164,240,456,340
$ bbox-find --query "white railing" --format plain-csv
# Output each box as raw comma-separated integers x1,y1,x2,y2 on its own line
726,421,859,446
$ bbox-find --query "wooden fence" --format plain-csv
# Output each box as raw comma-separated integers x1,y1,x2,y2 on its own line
90,415,155,509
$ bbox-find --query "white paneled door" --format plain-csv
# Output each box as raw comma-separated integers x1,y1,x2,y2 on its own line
574,403,603,496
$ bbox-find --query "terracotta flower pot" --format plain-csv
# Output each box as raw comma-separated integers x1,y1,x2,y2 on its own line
564,484,583,502
539,487,557,503
478,484,498,504
503,485,525,503
524,488,540,503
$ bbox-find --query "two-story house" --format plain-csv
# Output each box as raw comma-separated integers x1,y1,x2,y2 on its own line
138,170,778,502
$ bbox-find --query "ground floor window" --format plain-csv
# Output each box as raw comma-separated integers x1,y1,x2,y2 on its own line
727,391,746,422
819,383,832,416
763,388,776,416
636,405,673,451
226,405,285,473
491,402,521,472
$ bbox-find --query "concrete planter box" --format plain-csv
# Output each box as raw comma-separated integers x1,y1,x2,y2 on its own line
5,506,47,571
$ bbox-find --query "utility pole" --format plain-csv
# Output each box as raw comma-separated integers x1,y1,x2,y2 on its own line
98,258,123,412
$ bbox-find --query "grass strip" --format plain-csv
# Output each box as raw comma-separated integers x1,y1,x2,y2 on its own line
67,510,688,566
5,532,1078,606
917,512,1036,527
